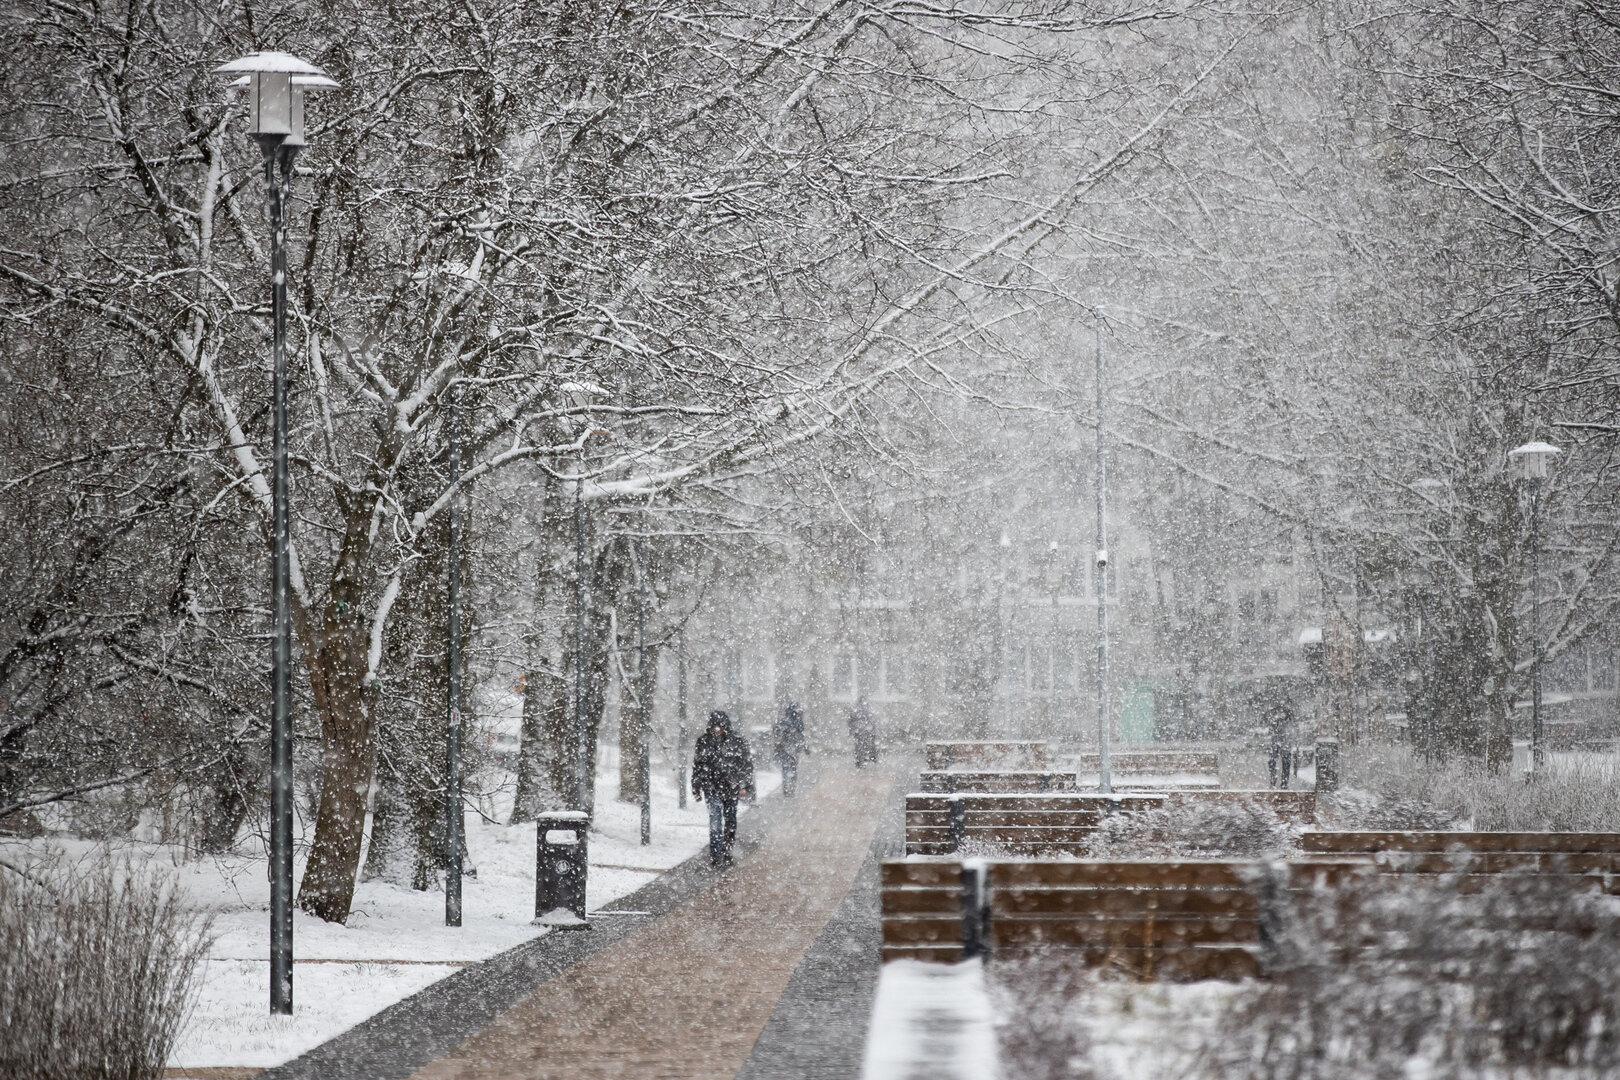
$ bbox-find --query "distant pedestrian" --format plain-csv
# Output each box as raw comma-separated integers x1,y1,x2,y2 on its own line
849,696,878,767
692,710,755,866
1264,691,1295,790
773,701,807,797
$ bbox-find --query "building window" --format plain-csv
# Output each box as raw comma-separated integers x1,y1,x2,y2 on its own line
743,650,775,702
1028,643,1050,691
1053,645,1075,689
881,654,907,699
831,652,857,701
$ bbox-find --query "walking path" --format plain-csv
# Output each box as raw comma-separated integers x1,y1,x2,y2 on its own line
247,759,900,1080
735,775,903,1080
411,763,893,1080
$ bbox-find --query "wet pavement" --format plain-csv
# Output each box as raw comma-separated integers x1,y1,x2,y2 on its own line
260,759,900,1080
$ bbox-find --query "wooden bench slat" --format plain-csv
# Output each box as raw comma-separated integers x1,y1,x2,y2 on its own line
992,915,1262,949
881,945,963,964
880,861,964,887
907,811,1107,828
995,886,1259,918
906,793,1165,811
991,860,1260,889
1301,831,1620,854
1072,752,1220,774
881,918,968,945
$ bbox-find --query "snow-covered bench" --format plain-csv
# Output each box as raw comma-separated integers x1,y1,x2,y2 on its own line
905,790,1316,856
1071,750,1221,775
924,740,1047,771
1298,830,1620,889
918,770,1080,793
880,857,1363,978
904,792,1166,856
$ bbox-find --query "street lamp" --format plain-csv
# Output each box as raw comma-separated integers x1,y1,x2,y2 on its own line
1094,323,1111,795
214,50,339,1017
998,531,1012,734
1508,440,1560,770
1044,542,1062,735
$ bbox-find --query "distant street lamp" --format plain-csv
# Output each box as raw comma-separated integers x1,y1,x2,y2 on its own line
1095,324,1111,795
1508,440,1560,770
998,530,1012,734
214,50,339,1017
1044,542,1062,734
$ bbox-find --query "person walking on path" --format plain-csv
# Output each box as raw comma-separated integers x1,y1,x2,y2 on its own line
1263,689,1295,789
848,696,878,767
772,701,807,797
693,710,755,865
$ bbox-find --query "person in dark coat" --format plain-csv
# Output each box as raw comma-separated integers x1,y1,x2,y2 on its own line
848,696,878,767
773,701,807,797
1264,690,1295,790
692,710,755,865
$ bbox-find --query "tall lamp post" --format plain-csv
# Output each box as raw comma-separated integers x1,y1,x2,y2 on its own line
997,531,1012,734
1094,324,1111,794
214,51,339,1017
1045,542,1061,735
1508,440,1560,770
445,378,463,927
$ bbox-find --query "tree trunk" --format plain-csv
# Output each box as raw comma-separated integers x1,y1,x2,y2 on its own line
512,653,570,821
298,629,373,923
619,641,659,806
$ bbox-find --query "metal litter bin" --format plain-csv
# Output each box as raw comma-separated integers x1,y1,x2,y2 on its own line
534,810,590,928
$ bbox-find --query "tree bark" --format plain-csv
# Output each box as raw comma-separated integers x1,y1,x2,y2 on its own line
618,641,659,805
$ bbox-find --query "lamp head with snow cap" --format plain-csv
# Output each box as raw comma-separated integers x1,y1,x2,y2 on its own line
215,51,339,147
1507,440,1560,483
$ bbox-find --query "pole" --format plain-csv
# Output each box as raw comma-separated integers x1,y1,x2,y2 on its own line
444,379,463,927
574,469,588,808
1095,323,1111,794
1421,589,1436,766
1049,562,1060,735
260,133,297,1017
1530,483,1543,770
637,547,651,845
676,630,689,808
998,536,1011,735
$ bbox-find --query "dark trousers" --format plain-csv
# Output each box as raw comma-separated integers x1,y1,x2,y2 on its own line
1268,740,1292,789
781,756,799,797
707,795,739,863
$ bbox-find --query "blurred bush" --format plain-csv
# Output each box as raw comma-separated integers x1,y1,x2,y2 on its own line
0,855,211,1080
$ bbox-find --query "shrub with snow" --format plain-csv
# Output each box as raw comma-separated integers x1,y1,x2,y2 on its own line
0,854,212,1080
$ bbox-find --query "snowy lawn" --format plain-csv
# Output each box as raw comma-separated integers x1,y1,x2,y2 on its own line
3,757,778,1071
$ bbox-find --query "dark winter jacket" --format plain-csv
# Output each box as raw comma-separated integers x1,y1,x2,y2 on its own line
693,711,755,801
773,703,806,764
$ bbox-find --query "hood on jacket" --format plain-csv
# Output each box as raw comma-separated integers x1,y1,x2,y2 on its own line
707,710,733,735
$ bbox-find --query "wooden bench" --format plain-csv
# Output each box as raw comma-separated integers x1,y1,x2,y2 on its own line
924,740,1047,771
918,770,1079,793
905,792,1165,856
1160,789,1316,825
881,857,1366,978
906,790,1316,855
1298,831,1620,890
1073,751,1220,775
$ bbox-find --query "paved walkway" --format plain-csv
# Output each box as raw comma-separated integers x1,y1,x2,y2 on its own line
735,774,903,1080
405,763,895,1080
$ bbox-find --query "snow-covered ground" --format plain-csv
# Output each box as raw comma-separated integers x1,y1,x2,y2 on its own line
4,750,778,1071
862,959,1232,1080
862,958,1002,1080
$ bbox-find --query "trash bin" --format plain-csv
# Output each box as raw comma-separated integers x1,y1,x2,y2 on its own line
1315,738,1340,794
534,810,590,928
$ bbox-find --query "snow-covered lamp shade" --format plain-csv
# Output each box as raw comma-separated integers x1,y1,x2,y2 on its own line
215,52,339,145
1507,440,1561,482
